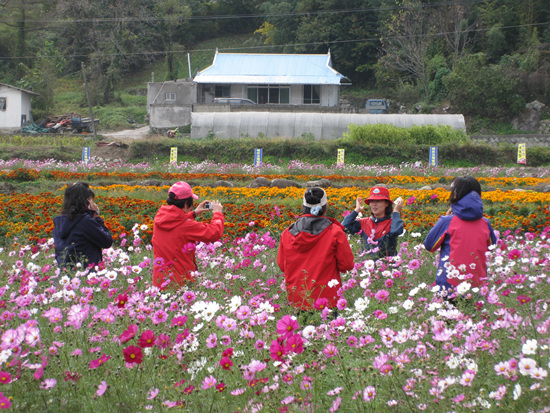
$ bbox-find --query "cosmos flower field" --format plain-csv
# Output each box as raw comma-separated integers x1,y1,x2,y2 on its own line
0,159,549,411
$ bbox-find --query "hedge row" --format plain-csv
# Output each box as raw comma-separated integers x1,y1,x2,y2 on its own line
131,138,550,167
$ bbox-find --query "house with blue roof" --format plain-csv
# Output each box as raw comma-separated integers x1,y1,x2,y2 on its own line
194,50,351,106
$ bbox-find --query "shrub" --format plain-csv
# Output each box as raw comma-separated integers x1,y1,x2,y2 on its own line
342,124,414,145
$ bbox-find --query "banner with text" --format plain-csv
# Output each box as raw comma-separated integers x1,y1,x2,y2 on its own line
429,147,438,167
254,148,263,167
517,143,526,164
337,149,345,165
170,147,178,164
82,147,90,164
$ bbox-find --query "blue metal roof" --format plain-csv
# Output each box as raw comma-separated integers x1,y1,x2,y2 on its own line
193,52,350,85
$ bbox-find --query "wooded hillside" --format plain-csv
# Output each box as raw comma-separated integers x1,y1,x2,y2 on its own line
0,0,549,123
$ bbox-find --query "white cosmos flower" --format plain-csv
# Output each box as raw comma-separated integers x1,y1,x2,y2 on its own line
327,279,339,288
522,339,537,355
456,282,471,295
140,224,148,230
403,299,414,310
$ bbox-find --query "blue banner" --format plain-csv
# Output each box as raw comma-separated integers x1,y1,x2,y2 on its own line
254,148,263,167
82,147,90,164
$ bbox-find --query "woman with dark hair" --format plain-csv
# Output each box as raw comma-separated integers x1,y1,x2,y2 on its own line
277,187,354,310
152,181,224,289
424,176,497,291
342,186,405,259
53,182,113,268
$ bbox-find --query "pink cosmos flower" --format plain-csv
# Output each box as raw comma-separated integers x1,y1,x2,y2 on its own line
374,290,390,301
406,196,416,205
89,353,111,369
151,310,168,325
269,340,286,362
276,315,299,339
336,298,347,310
323,344,339,358
329,396,342,412
314,298,329,311
254,340,265,350
183,291,196,303
0,393,11,409
0,372,11,385
236,306,252,320
206,333,218,349
284,334,304,354
508,249,521,259
40,378,57,389
363,386,376,402
517,295,531,305
147,388,159,400
379,364,393,375
96,381,107,397
119,324,138,344
459,369,476,386
202,375,217,390
170,316,187,327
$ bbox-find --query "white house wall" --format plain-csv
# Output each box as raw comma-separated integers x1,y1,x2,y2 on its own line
0,86,23,130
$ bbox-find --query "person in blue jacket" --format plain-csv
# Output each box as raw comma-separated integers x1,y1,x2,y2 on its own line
53,182,113,268
424,176,497,291
342,186,404,259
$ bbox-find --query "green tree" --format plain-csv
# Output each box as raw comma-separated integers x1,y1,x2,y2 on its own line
443,52,525,118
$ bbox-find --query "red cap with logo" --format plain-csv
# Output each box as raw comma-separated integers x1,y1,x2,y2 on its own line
365,186,393,204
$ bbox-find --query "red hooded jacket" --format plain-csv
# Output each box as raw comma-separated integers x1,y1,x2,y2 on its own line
277,215,355,310
152,205,224,289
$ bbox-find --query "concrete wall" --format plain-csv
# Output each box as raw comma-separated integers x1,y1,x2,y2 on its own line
471,134,550,146
191,112,466,139
148,80,196,128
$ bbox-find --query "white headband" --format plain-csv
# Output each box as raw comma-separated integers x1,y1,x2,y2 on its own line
303,188,327,208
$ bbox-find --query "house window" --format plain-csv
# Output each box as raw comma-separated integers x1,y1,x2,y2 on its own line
165,93,176,101
304,85,320,104
246,85,289,104
215,85,231,98
0,98,6,111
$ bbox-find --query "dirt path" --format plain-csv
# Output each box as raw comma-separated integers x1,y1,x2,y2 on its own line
101,125,150,140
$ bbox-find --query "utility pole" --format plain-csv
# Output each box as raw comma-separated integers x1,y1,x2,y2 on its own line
81,62,98,140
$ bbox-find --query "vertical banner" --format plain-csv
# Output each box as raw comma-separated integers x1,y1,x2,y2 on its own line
429,146,438,167
337,149,345,165
254,148,263,167
517,143,526,164
82,147,90,164
170,147,178,164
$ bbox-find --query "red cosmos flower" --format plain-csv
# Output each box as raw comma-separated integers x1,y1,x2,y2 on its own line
123,345,143,365
115,293,128,308
137,330,156,348
517,295,531,305
222,348,234,358
183,385,195,394
216,382,226,392
219,357,233,370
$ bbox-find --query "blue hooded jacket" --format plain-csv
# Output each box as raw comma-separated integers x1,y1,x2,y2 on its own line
53,210,113,268
424,191,496,289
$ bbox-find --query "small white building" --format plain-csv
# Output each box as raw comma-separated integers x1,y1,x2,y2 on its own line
194,50,351,106
0,83,39,133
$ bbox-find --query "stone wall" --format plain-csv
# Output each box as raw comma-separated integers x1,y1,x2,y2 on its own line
471,134,550,146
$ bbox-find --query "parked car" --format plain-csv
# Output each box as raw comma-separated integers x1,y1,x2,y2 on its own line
365,99,389,114
213,98,256,105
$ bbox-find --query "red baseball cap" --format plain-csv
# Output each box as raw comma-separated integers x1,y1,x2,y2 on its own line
169,181,199,200
365,186,393,204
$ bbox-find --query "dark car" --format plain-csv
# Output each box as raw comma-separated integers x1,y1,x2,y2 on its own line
213,98,256,105
365,99,389,114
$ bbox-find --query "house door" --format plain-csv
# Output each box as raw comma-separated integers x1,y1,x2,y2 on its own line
21,115,27,126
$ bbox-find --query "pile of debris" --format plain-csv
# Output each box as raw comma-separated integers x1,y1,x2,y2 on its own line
22,113,100,134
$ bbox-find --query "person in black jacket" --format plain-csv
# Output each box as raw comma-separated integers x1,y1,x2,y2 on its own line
53,182,113,268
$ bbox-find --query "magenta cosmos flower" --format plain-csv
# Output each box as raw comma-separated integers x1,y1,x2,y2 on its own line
276,315,299,339
269,340,286,362
123,345,143,365
137,330,156,348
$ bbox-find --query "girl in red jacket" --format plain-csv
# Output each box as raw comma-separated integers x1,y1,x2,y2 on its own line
277,187,355,310
152,181,224,289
